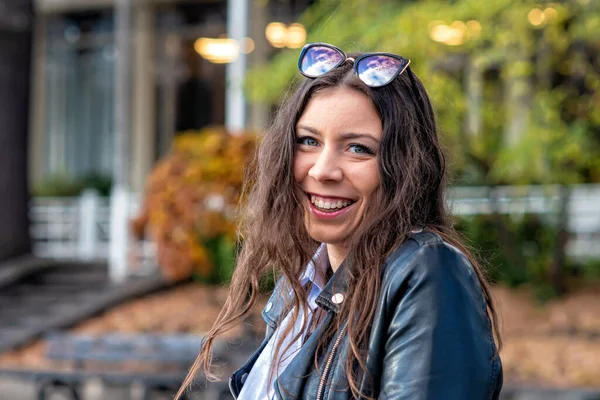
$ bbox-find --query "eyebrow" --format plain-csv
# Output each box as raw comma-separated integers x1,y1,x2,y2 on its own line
297,124,380,143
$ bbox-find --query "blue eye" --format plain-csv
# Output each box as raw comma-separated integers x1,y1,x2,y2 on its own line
297,136,319,146
349,144,375,155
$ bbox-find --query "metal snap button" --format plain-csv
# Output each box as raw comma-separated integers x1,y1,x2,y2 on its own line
331,293,344,304
264,302,273,313
241,372,248,384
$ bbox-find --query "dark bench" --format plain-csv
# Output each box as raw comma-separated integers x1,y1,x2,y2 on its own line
33,332,232,400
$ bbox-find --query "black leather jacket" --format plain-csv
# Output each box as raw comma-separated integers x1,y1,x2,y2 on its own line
229,231,503,399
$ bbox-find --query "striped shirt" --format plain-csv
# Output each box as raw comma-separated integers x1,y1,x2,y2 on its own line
238,244,329,399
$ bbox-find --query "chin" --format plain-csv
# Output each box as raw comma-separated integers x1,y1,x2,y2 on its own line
306,227,349,245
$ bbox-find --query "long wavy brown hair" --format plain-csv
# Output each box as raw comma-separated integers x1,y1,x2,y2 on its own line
176,55,502,399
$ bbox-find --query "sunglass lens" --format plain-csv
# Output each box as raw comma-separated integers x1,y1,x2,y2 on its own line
300,45,345,77
357,55,408,87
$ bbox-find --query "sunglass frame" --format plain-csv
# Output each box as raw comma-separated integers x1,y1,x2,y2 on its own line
298,42,411,88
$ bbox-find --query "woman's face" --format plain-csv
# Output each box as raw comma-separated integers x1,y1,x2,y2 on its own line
294,87,382,246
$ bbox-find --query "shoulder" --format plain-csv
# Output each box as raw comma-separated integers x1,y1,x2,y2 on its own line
383,230,471,279
381,231,485,307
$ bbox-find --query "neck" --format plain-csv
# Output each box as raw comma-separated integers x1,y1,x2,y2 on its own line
326,244,349,272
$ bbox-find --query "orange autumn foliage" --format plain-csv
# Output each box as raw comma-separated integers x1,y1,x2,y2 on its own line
131,127,257,281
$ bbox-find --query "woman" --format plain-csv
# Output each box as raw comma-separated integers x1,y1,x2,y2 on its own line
177,43,503,399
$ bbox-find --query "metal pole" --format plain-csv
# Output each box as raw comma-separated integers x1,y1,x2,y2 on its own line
109,0,132,283
113,0,131,185
226,0,248,133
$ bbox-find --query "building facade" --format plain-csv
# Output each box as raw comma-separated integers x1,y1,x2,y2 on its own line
30,0,309,192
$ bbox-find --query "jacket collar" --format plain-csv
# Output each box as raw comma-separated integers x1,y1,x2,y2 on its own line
315,229,426,313
315,256,352,313
261,278,289,329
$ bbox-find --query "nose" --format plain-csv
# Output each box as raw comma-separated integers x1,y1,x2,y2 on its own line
308,146,343,182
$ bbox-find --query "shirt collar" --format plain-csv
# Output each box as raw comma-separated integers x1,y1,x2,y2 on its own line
301,243,353,314
300,243,328,292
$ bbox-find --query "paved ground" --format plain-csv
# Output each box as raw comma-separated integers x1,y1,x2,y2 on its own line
501,387,600,400
0,376,231,400
2,259,600,400
2,377,600,400
0,257,169,354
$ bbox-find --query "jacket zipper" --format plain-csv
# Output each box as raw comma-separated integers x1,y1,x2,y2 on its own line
316,320,348,400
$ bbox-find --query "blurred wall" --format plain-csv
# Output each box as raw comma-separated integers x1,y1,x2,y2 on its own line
0,0,33,260
29,0,310,193
30,0,231,193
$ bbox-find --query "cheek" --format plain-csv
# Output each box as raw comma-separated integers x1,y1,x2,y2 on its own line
353,162,380,202
294,154,310,183
363,183,380,205
361,186,379,209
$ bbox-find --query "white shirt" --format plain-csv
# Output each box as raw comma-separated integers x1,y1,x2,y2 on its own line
238,244,329,400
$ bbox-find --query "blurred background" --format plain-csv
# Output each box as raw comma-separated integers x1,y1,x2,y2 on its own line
0,0,599,399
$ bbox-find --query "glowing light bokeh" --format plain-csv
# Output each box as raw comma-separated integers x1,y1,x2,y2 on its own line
194,38,240,64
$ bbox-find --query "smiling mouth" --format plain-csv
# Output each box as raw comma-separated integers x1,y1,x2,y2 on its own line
308,193,356,213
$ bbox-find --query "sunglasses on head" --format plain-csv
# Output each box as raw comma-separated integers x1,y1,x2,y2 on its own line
298,42,413,88
298,42,428,127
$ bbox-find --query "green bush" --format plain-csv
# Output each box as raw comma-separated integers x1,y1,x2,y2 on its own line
576,259,600,281
455,213,600,299
33,173,112,197
32,174,83,197
195,235,238,285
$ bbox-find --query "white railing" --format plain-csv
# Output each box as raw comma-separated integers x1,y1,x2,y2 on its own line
29,185,600,263
448,185,600,259
449,185,600,234
30,190,158,275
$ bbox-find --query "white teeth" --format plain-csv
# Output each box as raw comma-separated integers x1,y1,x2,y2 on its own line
310,195,353,211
